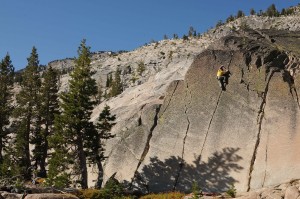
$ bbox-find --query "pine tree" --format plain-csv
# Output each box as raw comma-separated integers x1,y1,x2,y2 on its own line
13,46,41,180
285,7,295,15
0,54,14,166
182,34,189,41
188,26,195,37
106,74,110,87
86,105,116,188
250,8,256,15
97,81,103,103
266,4,279,17
46,115,72,188
33,66,59,177
110,69,123,97
236,10,245,18
48,39,97,189
226,15,235,23
216,20,223,28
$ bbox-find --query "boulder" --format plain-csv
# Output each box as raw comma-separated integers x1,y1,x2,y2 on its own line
285,186,300,199
0,192,24,199
24,194,79,199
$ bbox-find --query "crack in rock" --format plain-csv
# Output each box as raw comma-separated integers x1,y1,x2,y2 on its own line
160,81,180,117
198,52,233,162
247,69,274,192
262,131,270,187
294,87,300,109
130,105,161,188
173,82,192,190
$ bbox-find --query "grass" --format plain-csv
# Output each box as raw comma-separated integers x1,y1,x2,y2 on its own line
140,191,185,199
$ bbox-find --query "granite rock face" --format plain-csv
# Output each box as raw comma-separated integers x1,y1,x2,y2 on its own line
101,29,300,193
40,10,300,193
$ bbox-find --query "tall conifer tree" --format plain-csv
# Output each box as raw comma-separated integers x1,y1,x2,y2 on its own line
14,46,41,180
0,54,14,165
48,39,97,188
266,4,279,17
86,105,116,188
33,66,59,177
110,69,123,97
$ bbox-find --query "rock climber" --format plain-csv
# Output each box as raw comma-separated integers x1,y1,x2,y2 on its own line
217,65,231,91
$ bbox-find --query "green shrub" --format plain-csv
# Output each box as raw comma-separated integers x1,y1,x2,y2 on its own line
182,35,189,41
91,178,124,199
191,181,203,199
131,74,139,83
137,61,145,76
168,51,174,60
240,21,249,30
226,184,236,198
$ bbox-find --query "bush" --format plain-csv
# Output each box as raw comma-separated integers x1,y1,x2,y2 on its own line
191,181,203,199
182,35,189,41
91,178,125,199
226,184,236,198
137,61,145,76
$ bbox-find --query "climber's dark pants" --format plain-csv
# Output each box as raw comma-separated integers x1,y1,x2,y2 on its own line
217,71,231,91
217,76,226,90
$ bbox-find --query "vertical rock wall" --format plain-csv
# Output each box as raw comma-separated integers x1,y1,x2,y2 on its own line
103,30,300,194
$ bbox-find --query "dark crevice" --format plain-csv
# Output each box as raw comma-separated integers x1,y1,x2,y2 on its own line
131,80,180,189
294,88,300,109
240,68,250,91
247,69,274,192
138,117,142,126
282,70,300,109
245,53,252,67
130,105,162,189
212,50,217,61
173,82,192,190
254,30,277,45
256,56,262,69
227,51,234,70
262,132,269,187
160,81,180,117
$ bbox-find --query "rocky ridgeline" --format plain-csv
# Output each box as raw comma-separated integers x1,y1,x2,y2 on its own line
49,7,300,94
47,6,300,98
50,6,300,132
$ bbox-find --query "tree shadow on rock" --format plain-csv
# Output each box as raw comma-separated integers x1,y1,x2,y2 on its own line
130,147,243,194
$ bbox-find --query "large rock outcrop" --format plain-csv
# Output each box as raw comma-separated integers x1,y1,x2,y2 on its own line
38,8,300,193
101,29,300,194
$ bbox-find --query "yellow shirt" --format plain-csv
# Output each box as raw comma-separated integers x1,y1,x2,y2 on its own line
217,69,224,77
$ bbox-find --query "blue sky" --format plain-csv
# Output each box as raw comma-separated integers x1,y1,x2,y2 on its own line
0,0,298,70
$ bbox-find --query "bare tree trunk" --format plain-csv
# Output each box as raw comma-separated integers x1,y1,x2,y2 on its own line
25,112,32,180
77,134,88,189
40,124,48,178
96,159,104,188
0,136,3,164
